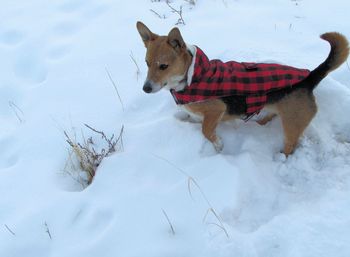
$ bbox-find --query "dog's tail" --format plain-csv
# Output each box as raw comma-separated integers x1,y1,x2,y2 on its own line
306,32,349,91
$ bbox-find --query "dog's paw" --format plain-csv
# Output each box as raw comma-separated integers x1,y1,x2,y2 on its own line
256,113,276,126
174,111,201,123
273,152,287,162
213,137,224,153
174,111,191,121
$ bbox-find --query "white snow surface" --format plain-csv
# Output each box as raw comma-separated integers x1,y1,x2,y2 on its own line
1,0,350,256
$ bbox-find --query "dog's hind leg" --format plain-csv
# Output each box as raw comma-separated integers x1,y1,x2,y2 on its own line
277,90,317,156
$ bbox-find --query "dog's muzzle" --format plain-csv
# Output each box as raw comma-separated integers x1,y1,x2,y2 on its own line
143,81,153,93
143,80,162,93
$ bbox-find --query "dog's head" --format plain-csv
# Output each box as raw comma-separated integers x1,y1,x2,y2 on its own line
136,21,192,93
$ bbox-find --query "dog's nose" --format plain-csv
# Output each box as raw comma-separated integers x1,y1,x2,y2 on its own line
143,81,153,93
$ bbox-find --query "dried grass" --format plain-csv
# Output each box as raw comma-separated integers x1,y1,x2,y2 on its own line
64,124,124,186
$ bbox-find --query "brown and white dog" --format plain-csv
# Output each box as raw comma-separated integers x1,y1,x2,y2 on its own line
136,21,349,155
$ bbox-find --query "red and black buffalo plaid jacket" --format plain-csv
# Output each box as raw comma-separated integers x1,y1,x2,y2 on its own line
171,46,310,115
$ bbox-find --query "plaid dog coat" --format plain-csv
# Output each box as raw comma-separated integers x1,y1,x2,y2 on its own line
171,46,310,115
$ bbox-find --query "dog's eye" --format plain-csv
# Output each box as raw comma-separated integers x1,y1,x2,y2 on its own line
146,60,150,67
159,64,169,70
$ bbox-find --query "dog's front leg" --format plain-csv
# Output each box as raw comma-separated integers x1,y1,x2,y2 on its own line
186,100,227,152
202,112,225,152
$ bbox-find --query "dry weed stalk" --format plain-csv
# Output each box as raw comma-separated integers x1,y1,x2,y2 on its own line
150,1,191,24
203,208,229,238
63,149,86,189
166,2,186,25
184,0,196,5
105,68,125,111
162,209,175,235
44,222,52,240
64,124,124,185
130,51,141,81
150,9,166,19
9,101,25,123
4,224,15,236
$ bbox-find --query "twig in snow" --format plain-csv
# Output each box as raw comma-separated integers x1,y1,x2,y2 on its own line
130,51,141,81
162,209,175,235
166,2,186,25
184,0,196,5
84,123,123,154
150,9,166,19
105,67,125,111
9,101,25,123
44,222,52,240
4,224,15,236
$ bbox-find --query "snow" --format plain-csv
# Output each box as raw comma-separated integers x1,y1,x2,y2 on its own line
1,0,350,256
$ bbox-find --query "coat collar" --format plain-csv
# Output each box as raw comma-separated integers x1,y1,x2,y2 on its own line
185,44,196,88
173,44,210,92
181,45,211,91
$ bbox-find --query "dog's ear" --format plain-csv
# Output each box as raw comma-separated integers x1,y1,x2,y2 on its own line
167,27,185,50
136,21,158,48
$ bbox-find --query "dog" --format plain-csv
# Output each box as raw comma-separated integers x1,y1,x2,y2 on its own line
136,21,349,155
